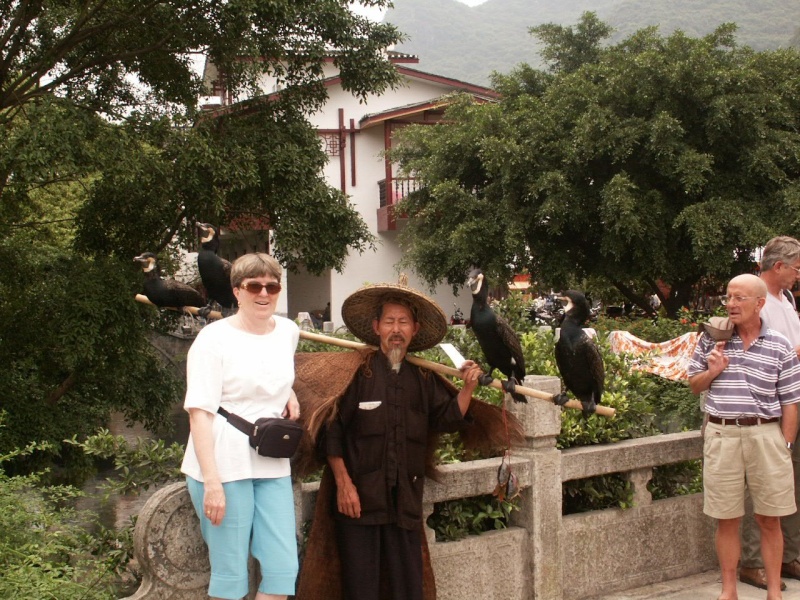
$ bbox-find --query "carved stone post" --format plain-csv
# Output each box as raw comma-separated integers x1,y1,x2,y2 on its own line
509,375,564,600
627,467,654,508
123,482,257,600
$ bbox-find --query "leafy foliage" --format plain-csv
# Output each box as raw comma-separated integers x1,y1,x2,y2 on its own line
1,0,402,122
74,110,375,274
392,16,800,317
468,295,701,511
427,494,518,542
0,1,405,479
0,234,180,479
563,473,633,514
0,438,121,600
66,431,185,498
649,460,703,500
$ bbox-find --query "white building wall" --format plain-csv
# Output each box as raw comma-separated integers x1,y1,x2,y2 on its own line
269,68,479,329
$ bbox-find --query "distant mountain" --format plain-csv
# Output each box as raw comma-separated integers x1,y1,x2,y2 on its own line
386,0,800,85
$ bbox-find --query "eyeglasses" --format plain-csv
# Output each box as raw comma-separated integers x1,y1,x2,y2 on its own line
240,281,282,295
784,264,800,274
722,295,759,305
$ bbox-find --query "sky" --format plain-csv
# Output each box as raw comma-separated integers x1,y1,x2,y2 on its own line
352,0,488,22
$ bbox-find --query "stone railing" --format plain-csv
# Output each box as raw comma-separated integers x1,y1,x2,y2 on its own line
124,375,714,600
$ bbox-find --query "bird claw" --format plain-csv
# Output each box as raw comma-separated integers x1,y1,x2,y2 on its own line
197,306,212,318
553,393,570,407
478,374,494,387
581,401,597,417
503,376,528,403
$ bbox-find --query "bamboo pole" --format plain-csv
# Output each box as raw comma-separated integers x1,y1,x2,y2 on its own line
133,294,615,417
135,294,224,320
299,330,616,418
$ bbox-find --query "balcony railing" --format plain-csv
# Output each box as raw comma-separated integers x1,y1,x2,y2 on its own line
378,177,420,231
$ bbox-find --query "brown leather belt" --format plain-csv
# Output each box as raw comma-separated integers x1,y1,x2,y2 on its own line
707,415,780,427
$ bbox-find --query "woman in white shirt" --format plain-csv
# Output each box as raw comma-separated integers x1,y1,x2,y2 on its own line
181,253,300,600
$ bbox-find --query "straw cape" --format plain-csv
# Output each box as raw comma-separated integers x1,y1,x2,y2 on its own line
340,276,448,352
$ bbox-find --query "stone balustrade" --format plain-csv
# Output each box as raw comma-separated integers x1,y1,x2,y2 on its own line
124,374,714,600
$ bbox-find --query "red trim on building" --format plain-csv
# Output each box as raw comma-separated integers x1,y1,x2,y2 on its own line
338,108,347,194
350,118,357,187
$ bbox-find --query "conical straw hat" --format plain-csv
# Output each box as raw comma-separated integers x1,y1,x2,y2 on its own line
341,275,447,352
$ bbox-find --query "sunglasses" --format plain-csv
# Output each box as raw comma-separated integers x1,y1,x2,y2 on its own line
240,281,282,295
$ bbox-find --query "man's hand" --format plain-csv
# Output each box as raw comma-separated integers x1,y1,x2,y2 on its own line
707,341,730,377
335,477,362,519
328,456,361,518
689,341,729,394
456,360,484,415
459,360,483,395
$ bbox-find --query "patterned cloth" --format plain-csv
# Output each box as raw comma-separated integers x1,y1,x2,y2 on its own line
607,330,700,381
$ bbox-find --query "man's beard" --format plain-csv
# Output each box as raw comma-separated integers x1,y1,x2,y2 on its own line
388,346,404,373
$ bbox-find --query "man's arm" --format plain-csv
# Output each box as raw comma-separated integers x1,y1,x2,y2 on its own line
328,455,361,518
688,341,729,394
456,360,483,416
781,403,799,445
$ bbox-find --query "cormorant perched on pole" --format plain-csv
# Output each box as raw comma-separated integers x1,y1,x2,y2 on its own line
196,223,236,311
134,252,205,310
467,268,527,403
554,290,605,415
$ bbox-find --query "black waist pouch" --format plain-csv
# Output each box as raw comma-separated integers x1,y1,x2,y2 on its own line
217,407,303,458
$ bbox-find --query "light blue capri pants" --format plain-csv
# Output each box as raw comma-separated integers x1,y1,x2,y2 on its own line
187,476,298,599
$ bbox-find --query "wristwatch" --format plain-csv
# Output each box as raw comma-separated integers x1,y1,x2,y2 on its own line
788,441,795,451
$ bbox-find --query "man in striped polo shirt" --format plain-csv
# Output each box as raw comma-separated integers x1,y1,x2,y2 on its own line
689,273,800,600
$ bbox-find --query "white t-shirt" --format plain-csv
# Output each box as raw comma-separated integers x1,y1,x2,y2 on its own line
762,291,800,348
180,316,299,482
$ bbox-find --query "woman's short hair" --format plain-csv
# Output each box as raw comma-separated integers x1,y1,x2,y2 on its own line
761,236,800,272
230,253,282,289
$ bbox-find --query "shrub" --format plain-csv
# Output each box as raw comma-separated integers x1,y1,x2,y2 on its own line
427,494,518,542
649,460,703,500
491,296,701,513
0,439,121,600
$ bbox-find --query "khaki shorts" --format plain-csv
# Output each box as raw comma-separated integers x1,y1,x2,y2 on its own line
703,421,796,519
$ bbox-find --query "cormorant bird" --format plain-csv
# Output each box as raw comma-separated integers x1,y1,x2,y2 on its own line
197,223,236,310
554,290,605,415
134,252,205,310
467,268,527,403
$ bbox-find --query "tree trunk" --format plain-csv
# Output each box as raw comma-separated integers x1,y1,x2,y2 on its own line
662,282,695,319
610,279,657,317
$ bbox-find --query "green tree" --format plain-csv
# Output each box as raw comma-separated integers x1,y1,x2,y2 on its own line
529,11,614,74
0,0,402,474
392,15,800,316
1,0,401,122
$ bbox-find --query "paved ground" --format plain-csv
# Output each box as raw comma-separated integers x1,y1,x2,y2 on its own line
591,570,800,599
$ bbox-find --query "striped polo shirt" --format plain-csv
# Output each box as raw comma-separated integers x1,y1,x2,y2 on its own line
687,320,800,418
